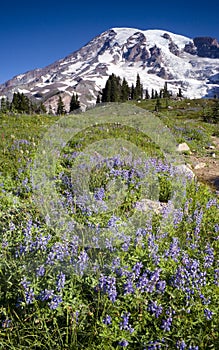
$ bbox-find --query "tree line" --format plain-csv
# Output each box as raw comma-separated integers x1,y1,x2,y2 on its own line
0,92,47,114
96,73,183,104
0,92,81,115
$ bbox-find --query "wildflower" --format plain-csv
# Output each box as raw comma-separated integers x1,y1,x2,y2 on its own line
203,244,214,268
148,300,163,318
36,265,45,277
76,250,89,276
124,276,135,295
132,261,143,279
204,308,213,320
120,312,134,333
56,271,66,291
99,275,117,302
161,316,172,331
49,295,63,310
38,289,54,301
103,314,112,325
176,340,187,349
118,339,129,347
214,268,219,286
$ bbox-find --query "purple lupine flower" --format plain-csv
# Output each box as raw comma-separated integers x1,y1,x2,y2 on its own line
38,289,54,301
103,314,112,325
122,237,131,251
165,237,180,262
199,293,211,305
173,208,184,228
203,244,214,268
132,262,143,279
124,276,135,295
156,280,166,294
147,339,163,350
2,319,12,328
161,316,172,331
194,209,203,237
204,308,213,320
188,346,199,350
99,275,117,302
21,277,35,305
36,265,45,277
136,268,161,293
25,288,35,305
111,257,121,272
94,187,105,201
206,198,217,209
9,222,15,231
118,339,129,347
120,312,134,333
148,300,163,318
214,268,219,286
176,340,187,349
56,271,66,291
107,215,120,228
76,250,89,276
49,295,63,310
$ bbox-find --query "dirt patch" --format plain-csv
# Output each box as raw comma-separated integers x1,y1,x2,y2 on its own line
188,136,219,193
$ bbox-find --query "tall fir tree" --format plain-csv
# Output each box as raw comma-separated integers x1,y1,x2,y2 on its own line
0,97,7,113
145,89,150,100
69,93,80,112
56,95,65,115
11,92,30,113
134,74,142,100
121,78,130,102
96,94,101,104
130,84,135,100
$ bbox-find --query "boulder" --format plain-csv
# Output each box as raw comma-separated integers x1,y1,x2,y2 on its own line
176,142,191,153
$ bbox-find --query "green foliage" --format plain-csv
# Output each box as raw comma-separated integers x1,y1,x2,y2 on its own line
203,98,219,124
57,95,65,115
70,93,80,112
0,101,219,349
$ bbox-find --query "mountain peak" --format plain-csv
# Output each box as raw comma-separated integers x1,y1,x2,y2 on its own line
0,27,219,111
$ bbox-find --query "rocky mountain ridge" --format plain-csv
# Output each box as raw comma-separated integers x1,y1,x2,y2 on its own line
0,27,219,111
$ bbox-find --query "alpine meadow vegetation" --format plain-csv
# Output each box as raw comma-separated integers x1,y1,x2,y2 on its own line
0,99,219,350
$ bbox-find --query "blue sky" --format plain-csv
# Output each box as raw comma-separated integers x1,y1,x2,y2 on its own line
0,0,219,84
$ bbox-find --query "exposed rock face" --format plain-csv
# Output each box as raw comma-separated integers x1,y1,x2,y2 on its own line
184,41,197,55
123,32,150,62
162,32,180,56
193,37,219,58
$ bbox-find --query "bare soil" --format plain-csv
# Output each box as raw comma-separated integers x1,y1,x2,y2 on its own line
188,136,219,193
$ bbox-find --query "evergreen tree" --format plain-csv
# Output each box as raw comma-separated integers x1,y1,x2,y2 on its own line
11,92,30,113
177,88,183,98
145,89,150,100
57,95,65,115
101,74,123,102
102,78,112,102
0,97,7,113
69,93,80,112
151,89,155,99
6,98,10,111
155,98,161,112
130,84,135,100
121,78,130,101
134,74,142,100
163,82,170,98
110,74,120,102
96,94,101,104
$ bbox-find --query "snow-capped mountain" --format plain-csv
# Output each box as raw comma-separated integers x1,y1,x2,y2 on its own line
0,27,219,111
